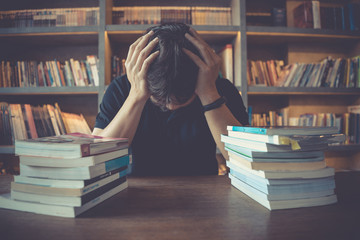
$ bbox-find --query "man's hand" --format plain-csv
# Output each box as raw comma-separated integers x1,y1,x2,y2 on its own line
183,28,222,105
125,31,159,102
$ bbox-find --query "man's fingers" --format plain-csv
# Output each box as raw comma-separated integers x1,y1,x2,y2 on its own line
183,48,206,69
135,37,159,71
126,31,154,66
188,28,207,45
185,33,214,65
140,51,160,73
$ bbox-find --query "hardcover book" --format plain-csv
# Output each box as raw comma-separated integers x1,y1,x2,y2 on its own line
221,134,329,152
15,133,128,158
229,173,337,210
11,168,128,197
226,126,339,136
0,181,128,218
19,155,130,180
19,148,128,167
11,177,127,207
226,160,335,180
228,151,326,171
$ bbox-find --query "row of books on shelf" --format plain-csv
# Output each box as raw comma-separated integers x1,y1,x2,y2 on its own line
111,56,126,80
0,133,130,217
293,1,360,31
0,8,99,28
247,60,285,87
246,8,286,27
221,125,344,210
112,6,232,26
248,56,360,88
249,105,360,144
0,56,99,88
0,102,91,146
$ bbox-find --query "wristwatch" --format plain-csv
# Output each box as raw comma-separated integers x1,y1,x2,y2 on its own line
202,96,227,113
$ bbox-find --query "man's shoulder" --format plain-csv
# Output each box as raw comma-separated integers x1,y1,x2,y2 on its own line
109,75,130,89
216,77,238,94
106,75,131,95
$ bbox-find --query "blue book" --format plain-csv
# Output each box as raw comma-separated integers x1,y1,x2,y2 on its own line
226,145,324,163
226,160,335,180
221,134,329,152
227,126,339,136
19,155,130,180
228,173,337,210
229,167,335,197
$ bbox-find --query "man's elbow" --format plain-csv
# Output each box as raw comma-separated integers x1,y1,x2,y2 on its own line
92,127,104,136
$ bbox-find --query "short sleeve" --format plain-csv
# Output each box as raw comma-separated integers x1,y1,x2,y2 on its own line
94,75,131,129
216,78,249,126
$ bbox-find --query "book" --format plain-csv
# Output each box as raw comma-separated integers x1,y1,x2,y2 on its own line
226,146,324,163
229,173,337,210
227,130,344,145
19,147,128,167
11,168,128,197
0,180,127,218
293,1,321,29
19,154,130,180
11,176,127,207
221,134,329,152
226,160,334,180
218,44,233,83
224,142,325,159
86,55,99,86
227,126,339,136
13,167,127,188
229,151,326,171
229,168,335,199
15,133,128,158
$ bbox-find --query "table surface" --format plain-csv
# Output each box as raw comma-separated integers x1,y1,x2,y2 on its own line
0,174,359,240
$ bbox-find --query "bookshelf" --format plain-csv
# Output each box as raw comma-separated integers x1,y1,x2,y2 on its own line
0,0,241,158
245,0,360,170
0,0,359,171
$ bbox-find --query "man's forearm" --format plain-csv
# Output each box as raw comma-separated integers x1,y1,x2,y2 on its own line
92,92,148,145
203,103,241,160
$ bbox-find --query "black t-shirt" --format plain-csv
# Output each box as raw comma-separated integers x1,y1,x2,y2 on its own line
95,75,249,176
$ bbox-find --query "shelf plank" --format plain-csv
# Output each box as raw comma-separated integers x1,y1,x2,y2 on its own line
106,24,239,32
0,87,100,95
248,86,360,95
106,24,239,43
0,26,99,46
328,144,360,152
247,26,360,44
0,26,99,36
0,146,15,155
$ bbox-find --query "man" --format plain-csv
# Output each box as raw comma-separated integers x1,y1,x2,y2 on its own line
93,23,248,176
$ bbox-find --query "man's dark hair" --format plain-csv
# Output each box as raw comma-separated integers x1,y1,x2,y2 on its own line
145,23,200,111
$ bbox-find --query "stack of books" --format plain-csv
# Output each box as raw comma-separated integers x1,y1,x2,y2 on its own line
0,133,129,218
221,126,345,210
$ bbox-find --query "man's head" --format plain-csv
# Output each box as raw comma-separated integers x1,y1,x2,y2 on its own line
145,23,200,111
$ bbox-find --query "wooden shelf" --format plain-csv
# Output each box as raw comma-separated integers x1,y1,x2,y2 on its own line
247,26,360,44
0,87,100,95
328,144,360,152
0,145,15,154
0,26,99,46
0,26,99,35
247,86,360,95
106,24,239,43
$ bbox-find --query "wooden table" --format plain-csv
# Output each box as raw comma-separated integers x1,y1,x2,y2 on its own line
0,174,359,240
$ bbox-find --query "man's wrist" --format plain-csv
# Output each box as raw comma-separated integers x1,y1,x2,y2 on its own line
202,96,226,113
128,89,149,104
197,88,220,106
